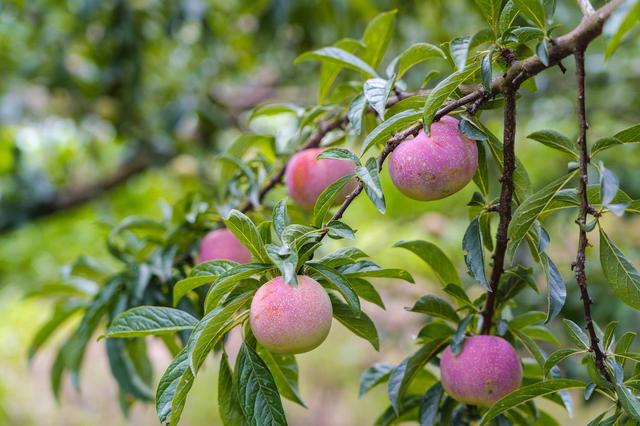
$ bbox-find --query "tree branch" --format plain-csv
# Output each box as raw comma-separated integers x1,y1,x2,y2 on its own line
481,84,518,335
577,0,596,15
0,150,171,234
573,48,611,381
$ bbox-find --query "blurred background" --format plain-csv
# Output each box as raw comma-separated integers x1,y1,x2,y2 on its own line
1,0,639,424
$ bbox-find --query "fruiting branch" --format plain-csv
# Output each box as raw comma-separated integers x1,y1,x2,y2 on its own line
480,84,518,335
573,48,611,381
312,0,625,250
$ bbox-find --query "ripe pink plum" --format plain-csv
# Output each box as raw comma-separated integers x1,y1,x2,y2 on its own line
285,148,357,210
388,116,478,201
440,335,522,406
250,275,332,354
196,228,252,264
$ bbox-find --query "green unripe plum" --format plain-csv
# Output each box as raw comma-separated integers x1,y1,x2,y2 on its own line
249,275,332,354
440,335,522,406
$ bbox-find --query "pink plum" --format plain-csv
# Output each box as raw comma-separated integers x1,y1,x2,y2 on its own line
285,148,357,210
250,275,332,354
196,228,252,264
440,335,522,406
388,116,478,201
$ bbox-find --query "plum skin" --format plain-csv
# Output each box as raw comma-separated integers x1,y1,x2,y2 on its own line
440,335,523,406
285,147,357,210
196,228,252,264
250,275,332,354
388,115,478,201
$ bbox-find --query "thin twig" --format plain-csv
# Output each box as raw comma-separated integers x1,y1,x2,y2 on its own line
481,84,518,335
574,48,611,381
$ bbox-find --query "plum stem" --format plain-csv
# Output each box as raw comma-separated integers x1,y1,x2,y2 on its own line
574,48,611,382
480,84,518,335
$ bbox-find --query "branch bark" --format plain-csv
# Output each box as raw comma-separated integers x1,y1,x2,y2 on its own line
573,48,611,381
481,84,518,335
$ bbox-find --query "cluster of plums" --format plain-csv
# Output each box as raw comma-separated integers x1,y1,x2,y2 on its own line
198,116,521,405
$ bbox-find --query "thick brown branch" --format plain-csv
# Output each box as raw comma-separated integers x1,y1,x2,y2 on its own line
481,85,518,335
574,49,611,381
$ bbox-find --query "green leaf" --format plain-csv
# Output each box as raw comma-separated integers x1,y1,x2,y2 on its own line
591,137,625,157
156,348,194,425
459,117,489,141
419,383,444,426
364,77,395,119
422,63,479,131
348,94,367,135
449,37,471,71
343,267,414,283
65,277,123,387
508,172,577,257
103,306,198,339
308,263,360,317
235,342,288,426
512,0,545,29
417,322,456,342
480,380,585,425
509,311,546,329
388,338,448,412
385,43,445,79
204,263,273,312
329,294,379,350
348,278,385,309
327,220,356,240
536,40,549,67
463,217,489,289
312,174,353,227
615,383,640,421
527,129,578,157
106,338,154,400
605,0,640,59
543,348,585,376
562,319,590,350
272,200,290,238
443,284,477,310
615,123,640,143
173,277,219,306
499,0,519,34
360,363,394,398
361,10,397,68
393,240,461,286
219,353,246,426
317,147,361,164
257,346,305,407
265,244,298,287
407,295,459,323
362,108,422,154
295,47,379,78
28,300,84,361
188,292,252,373
600,228,640,310
357,157,386,213
481,51,493,91
249,103,303,122
224,210,268,263
541,253,566,323
603,321,619,352
318,38,363,104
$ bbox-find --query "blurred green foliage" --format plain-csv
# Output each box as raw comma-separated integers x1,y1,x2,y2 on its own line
1,0,640,424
